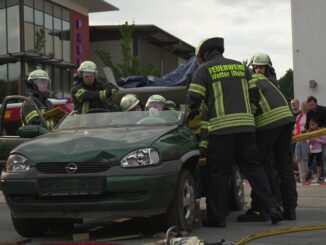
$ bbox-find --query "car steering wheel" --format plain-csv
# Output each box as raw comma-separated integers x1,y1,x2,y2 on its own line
136,117,167,124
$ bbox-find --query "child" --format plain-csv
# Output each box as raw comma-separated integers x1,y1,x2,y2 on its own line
294,102,309,183
295,140,309,183
306,118,326,182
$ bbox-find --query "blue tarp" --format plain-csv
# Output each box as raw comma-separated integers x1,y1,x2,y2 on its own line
117,57,198,88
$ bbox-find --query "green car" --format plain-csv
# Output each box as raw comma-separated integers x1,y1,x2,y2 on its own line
0,89,244,237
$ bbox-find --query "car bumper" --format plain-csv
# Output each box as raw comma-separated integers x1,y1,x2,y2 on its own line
1,160,182,219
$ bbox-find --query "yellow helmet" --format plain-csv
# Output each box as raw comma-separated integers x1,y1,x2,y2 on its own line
166,100,178,110
120,94,140,111
28,69,50,81
250,53,272,66
77,61,98,76
145,95,167,110
27,69,51,92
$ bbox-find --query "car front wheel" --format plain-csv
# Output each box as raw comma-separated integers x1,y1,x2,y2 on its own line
166,169,196,231
11,212,49,237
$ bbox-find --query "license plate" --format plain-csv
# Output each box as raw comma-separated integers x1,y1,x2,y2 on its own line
38,178,104,196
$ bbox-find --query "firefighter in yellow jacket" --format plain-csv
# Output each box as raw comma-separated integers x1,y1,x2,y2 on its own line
21,69,57,130
71,61,118,114
187,37,283,227
237,53,297,222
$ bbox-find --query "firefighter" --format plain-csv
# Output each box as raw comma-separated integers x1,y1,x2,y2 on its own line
237,53,298,222
145,94,167,111
71,61,118,114
166,100,180,111
187,37,283,227
248,53,278,86
21,69,56,130
120,94,142,111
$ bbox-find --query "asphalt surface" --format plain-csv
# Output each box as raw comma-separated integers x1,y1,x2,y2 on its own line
1,184,326,244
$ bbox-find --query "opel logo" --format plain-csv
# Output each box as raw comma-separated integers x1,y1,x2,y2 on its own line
65,163,78,174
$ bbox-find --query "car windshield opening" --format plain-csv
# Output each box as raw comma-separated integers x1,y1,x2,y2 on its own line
57,110,184,130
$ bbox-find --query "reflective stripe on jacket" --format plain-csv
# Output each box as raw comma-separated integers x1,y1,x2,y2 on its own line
70,79,109,114
249,73,294,129
188,52,255,135
21,93,55,130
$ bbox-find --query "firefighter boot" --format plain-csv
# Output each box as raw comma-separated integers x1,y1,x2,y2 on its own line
283,209,296,220
237,208,269,222
270,207,284,224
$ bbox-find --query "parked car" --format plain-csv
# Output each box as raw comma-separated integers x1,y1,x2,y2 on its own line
0,87,244,237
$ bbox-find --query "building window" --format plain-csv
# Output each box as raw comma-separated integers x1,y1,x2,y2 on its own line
7,0,19,7
24,5,34,52
53,66,62,98
22,0,71,61
44,1,51,14
0,0,74,99
45,13,53,57
0,8,6,55
34,0,43,11
62,8,70,21
0,62,20,101
53,4,61,18
7,5,20,53
0,0,5,9
34,9,45,54
24,0,33,7
62,69,71,97
62,21,71,62
53,17,62,59
8,62,20,96
0,64,8,101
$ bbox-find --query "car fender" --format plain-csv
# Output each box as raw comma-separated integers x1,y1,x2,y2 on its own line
180,149,200,163
179,149,200,174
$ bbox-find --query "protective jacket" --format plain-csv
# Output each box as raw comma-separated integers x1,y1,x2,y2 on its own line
199,105,209,149
71,78,111,114
21,91,55,130
188,51,255,135
249,73,294,130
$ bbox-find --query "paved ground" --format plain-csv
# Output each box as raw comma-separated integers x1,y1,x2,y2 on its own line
1,184,326,244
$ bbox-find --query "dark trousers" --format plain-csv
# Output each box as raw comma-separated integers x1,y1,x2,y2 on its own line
308,152,323,167
254,123,298,213
205,132,276,223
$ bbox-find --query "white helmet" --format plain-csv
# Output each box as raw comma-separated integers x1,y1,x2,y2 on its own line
77,61,98,77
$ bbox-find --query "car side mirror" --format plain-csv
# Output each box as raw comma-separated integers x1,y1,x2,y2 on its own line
17,125,49,138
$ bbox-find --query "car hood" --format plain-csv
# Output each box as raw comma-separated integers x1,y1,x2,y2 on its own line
13,125,178,165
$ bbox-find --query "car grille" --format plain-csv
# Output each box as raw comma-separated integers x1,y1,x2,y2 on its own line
36,162,111,174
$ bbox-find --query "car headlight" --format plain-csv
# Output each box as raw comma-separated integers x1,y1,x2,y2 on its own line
6,154,31,173
121,148,160,168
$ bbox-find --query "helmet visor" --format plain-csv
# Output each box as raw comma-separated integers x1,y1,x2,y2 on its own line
34,78,51,92
146,102,165,111
82,71,96,78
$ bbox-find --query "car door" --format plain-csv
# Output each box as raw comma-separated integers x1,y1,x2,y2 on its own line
0,96,49,172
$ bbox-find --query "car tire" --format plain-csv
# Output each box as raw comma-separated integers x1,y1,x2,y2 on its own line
11,212,49,237
166,169,196,231
229,165,245,211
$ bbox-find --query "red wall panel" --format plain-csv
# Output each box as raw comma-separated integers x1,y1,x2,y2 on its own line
71,11,90,67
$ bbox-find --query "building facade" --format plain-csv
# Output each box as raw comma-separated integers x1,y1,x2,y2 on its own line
0,0,117,101
291,0,326,105
90,25,195,79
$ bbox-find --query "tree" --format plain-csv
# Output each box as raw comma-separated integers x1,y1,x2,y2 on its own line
95,22,160,80
278,69,294,100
